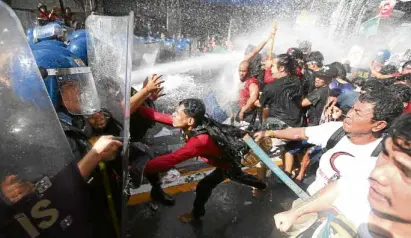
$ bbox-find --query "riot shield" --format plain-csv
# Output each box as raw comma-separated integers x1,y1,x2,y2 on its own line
86,12,134,238
0,1,74,187
132,41,160,70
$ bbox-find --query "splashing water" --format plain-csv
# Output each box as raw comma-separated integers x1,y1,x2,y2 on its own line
131,51,243,84
132,51,243,113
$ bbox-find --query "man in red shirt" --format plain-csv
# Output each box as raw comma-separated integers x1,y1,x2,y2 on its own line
237,61,260,122
137,98,266,222
37,3,58,22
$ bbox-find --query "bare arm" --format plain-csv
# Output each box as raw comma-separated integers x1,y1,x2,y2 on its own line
301,98,312,107
77,136,122,180
77,149,102,179
243,35,272,62
241,83,259,112
274,182,340,232
130,87,150,115
254,127,308,142
130,74,163,115
293,182,338,217
369,62,396,79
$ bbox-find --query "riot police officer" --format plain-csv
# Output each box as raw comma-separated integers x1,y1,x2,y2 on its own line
0,3,122,238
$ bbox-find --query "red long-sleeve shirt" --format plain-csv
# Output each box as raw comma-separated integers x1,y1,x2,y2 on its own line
264,68,276,84
404,102,411,114
137,106,225,174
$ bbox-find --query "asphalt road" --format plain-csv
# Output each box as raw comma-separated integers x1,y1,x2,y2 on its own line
128,177,302,238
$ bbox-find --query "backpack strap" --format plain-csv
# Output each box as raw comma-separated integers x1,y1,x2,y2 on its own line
310,126,346,164
325,126,346,151
371,140,383,157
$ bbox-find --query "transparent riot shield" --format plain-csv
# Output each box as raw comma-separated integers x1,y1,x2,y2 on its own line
86,12,134,238
0,1,74,187
132,41,160,71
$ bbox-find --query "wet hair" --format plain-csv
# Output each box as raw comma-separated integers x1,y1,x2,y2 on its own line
298,40,312,54
330,62,348,80
179,98,206,125
358,90,403,126
179,98,248,165
380,64,399,75
276,54,297,75
387,84,411,104
362,79,385,93
343,61,351,73
352,77,366,88
306,51,324,67
287,48,304,61
402,60,411,69
378,65,398,86
248,54,263,77
389,113,411,156
396,73,411,86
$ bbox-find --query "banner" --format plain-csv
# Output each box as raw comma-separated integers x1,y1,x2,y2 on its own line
359,16,380,37
378,0,396,18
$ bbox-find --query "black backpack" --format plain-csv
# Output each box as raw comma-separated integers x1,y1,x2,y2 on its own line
190,118,249,166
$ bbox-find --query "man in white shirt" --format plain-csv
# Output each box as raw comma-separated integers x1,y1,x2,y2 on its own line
274,113,411,237
254,90,404,195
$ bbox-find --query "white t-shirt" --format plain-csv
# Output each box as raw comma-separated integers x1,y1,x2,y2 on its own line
333,175,373,238
305,122,382,195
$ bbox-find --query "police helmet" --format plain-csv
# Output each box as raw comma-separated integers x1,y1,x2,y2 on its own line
32,47,100,115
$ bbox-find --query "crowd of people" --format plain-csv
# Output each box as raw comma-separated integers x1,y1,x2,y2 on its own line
228,25,411,237
37,2,78,28
1,3,411,237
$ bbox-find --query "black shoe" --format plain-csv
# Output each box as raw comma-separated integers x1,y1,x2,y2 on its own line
150,186,175,206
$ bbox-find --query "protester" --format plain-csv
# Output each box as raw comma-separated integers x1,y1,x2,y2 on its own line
302,51,324,97
254,89,403,196
37,2,58,22
274,113,411,238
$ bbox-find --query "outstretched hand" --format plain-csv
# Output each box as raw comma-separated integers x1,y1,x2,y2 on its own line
145,74,164,93
149,87,166,101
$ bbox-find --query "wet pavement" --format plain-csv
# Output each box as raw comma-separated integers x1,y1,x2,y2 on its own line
128,177,301,238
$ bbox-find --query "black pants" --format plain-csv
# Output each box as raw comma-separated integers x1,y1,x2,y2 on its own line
192,166,266,217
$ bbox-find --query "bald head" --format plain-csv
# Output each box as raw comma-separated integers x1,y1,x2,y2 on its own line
240,60,249,68
239,61,250,82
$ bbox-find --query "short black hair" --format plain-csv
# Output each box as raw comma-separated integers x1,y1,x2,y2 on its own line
276,54,297,75
362,79,385,93
179,98,206,125
396,73,411,86
330,62,347,80
389,113,411,156
352,77,366,88
402,60,411,69
387,84,411,104
306,51,324,67
358,90,403,126
380,64,398,75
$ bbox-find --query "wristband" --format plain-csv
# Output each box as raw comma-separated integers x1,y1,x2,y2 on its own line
267,130,276,138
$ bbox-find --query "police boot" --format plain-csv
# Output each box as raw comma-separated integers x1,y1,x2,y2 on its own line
146,173,175,206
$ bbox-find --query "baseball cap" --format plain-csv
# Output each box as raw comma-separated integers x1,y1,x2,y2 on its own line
315,65,338,79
